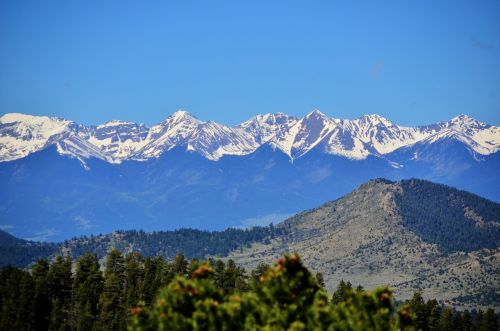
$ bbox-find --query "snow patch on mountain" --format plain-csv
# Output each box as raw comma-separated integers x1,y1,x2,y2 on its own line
238,113,298,144
135,110,202,159
269,110,338,158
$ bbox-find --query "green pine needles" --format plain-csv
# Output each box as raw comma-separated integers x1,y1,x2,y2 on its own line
128,254,413,331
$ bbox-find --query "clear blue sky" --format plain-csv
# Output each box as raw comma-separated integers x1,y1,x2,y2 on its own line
1,0,499,126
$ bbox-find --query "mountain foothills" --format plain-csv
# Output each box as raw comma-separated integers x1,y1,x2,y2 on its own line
0,111,499,241
1,179,499,310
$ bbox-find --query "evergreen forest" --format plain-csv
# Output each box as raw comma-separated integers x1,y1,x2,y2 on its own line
0,250,497,331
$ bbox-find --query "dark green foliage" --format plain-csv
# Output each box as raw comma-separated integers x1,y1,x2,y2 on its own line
249,262,270,282
129,254,415,331
395,179,500,253
124,252,144,309
46,256,72,330
221,259,248,295
438,306,455,330
481,309,498,331
74,253,103,331
0,230,58,268
63,226,284,265
0,267,36,331
331,279,353,304
0,250,498,331
96,249,126,331
32,259,51,331
426,299,441,330
456,310,473,331
1,225,286,269
172,254,188,276
408,291,427,330
140,257,167,306
405,294,500,331
315,272,325,288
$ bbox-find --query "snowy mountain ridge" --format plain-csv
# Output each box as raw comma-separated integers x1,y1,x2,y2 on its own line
0,110,499,164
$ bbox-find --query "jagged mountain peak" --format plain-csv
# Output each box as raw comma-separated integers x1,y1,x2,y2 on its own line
446,114,489,131
356,114,394,127
168,109,200,123
0,111,498,163
267,109,339,159
305,109,328,118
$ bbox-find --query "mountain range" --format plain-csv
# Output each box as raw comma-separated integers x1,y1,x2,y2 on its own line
1,111,499,241
1,110,499,163
1,179,499,310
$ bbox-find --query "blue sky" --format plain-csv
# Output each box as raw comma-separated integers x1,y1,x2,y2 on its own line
1,0,499,126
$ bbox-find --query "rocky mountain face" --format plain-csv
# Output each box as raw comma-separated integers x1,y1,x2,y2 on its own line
227,179,500,310
1,110,498,163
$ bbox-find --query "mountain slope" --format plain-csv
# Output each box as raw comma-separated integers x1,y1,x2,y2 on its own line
1,140,499,241
227,179,500,309
0,230,58,267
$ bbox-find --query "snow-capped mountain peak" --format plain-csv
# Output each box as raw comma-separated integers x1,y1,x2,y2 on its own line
269,109,338,158
446,114,489,131
0,111,498,164
0,113,73,162
239,113,298,144
357,114,394,127
305,109,327,118
169,109,200,124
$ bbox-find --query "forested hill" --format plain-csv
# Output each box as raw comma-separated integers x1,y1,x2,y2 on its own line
0,226,283,268
228,178,500,309
276,178,500,253
394,179,500,252
0,231,58,268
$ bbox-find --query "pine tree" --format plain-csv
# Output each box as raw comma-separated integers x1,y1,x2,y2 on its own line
475,309,484,330
32,259,51,331
47,256,73,331
140,257,154,305
250,262,269,282
96,249,126,331
458,310,472,331
437,306,454,331
408,291,427,330
213,259,225,289
331,280,353,304
124,252,144,308
426,299,441,330
480,309,498,331
222,259,248,294
0,268,16,329
73,253,103,331
316,272,325,288
172,254,188,276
